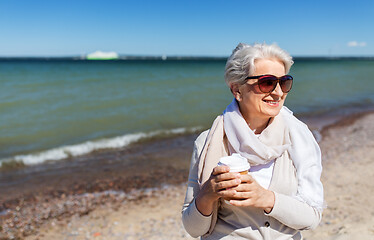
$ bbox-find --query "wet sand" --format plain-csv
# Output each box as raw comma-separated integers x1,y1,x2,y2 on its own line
1,111,374,239
0,134,197,239
0,133,198,202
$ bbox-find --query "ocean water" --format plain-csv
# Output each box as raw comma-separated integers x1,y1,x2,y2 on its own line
1,58,374,166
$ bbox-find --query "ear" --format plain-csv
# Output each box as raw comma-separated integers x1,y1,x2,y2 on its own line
230,83,242,102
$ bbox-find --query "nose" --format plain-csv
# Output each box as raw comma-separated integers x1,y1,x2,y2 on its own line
271,82,284,96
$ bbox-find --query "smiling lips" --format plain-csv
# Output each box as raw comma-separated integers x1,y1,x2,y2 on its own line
263,99,280,106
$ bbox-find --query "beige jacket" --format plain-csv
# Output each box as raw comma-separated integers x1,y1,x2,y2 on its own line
182,130,322,240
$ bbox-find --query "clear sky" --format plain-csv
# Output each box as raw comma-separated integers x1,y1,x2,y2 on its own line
0,0,373,57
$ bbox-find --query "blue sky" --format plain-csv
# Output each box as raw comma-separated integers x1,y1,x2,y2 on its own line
0,0,373,57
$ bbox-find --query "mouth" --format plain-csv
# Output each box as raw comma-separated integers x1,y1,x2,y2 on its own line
263,99,280,107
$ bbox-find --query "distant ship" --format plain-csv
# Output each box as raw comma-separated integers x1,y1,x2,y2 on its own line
86,51,119,60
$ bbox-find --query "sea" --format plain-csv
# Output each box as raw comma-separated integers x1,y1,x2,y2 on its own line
1,57,374,168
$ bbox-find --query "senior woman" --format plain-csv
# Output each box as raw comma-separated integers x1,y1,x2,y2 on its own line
182,43,324,239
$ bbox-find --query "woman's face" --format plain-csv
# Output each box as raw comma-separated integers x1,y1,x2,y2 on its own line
235,58,288,122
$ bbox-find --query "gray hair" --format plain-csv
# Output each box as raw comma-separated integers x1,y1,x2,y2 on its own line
224,43,294,87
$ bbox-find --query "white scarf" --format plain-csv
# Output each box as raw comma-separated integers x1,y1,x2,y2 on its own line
223,99,325,211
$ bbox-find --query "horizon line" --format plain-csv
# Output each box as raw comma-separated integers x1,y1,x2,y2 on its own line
1,55,374,60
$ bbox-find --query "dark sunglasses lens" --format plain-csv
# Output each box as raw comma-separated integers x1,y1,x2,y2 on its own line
258,76,277,93
280,75,293,92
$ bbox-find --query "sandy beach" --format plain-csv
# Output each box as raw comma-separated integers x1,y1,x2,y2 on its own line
1,111,374,239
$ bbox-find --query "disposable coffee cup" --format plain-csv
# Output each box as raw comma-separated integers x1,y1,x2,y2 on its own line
218,153,250,203
218,153,250,174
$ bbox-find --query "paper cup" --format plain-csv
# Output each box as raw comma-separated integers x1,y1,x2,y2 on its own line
218,153,250,174
218,153,250,203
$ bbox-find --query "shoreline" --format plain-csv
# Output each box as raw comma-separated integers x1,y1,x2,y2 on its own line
0,132,198,204
2,103,374,171
1,109,374,239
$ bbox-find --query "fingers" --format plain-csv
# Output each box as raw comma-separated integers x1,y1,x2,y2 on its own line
231,182,254,192
215,172,241,182
239,174,255,183
229,199,252,206
217,188,237,199
212,165,230,176
208,168,261,203
232,174,262,193
213,170,241,191
229,190,250,199
215,178,241,190
229,190,274,210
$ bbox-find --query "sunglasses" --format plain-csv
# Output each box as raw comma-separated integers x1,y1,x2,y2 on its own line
245,74,293,93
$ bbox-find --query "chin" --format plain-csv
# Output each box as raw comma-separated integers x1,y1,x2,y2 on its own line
262,105,283,118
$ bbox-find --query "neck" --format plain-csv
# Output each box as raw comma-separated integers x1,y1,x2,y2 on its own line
240,109,271,134
250,118,271,134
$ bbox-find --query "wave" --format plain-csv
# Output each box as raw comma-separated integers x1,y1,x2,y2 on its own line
0,127,203,168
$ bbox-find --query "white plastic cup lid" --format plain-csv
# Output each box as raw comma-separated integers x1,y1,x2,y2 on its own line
218,153,250,172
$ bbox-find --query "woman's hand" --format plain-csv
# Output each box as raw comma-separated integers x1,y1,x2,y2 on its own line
195,165,241,216
230,174,275,213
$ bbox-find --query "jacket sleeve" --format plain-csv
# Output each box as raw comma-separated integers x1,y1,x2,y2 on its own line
265,192,322,230
181,130,212,238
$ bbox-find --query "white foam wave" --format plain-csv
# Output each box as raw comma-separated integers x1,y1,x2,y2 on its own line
0,127,202,167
